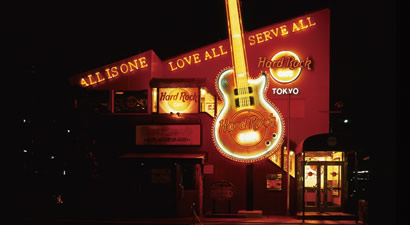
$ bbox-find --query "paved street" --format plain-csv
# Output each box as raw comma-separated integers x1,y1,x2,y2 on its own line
24,216,362,225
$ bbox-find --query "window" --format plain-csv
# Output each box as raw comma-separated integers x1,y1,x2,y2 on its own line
283,148,295,177
200,87,215,117
152,88,158,113
305,151,344,162
269,148,282,168
114,90,148,113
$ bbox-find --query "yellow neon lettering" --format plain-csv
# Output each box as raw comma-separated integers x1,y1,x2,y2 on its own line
80,78,89,87
111,66,119,77
292,23,300,32
193,53,201,63
176,59,185,68
307,17,316,27
204,51,212,60
183,56,192,65
169,61,178,71
263,31,272,41
139,57,148,68
248,35,256,46
270,28,279,37
120,63,129,74
280,25,288,36
255,33,264,44
299,19,309,29
95,72,105,82
211,48,220,58
105,68,113,79
128,60,139,71
219,45,228,55
87,74,97,85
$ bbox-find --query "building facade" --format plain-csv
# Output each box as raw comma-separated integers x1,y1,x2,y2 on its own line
67,9,348,217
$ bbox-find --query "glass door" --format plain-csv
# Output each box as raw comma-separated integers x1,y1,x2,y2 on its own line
304,162,343,212
325,164,342,211
304,163,320,211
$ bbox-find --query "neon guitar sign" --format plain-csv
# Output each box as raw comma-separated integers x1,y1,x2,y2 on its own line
213,0,284,163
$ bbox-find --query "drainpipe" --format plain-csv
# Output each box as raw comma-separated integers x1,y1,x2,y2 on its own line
286,93,291,216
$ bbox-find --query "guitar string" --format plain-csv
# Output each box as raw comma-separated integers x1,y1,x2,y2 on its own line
237,73,251,107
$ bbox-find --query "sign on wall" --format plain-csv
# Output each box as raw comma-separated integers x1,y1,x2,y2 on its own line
158,88,199,113
266,174,282,191
136,124,201,145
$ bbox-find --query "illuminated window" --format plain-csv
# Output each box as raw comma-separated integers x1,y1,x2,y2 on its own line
152,88,158,113
283,148,295,177
200,87,216,117
305,151,344,162
269,147,282,168
289,151,295,177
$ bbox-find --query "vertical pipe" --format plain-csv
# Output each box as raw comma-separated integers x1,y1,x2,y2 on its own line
111,89,115,113
355,151,359,223
302,152,305,223
286,93,291,215
246,163,254,211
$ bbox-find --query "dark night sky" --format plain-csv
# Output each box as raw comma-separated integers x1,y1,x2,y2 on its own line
6,1,396,105
6,0,397,137
7,1,400,223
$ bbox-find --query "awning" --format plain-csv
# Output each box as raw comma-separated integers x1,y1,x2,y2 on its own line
295,133,355,153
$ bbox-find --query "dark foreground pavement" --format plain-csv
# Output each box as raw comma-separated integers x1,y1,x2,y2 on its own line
23,216,363,225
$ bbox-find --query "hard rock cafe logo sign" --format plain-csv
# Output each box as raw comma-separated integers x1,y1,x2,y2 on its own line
158,88,198,113
258,51,312,84
218,109,277,147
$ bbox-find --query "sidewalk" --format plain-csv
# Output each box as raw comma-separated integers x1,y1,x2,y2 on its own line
24,215,362,225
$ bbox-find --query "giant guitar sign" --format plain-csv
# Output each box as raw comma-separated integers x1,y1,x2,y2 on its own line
213,0,285,163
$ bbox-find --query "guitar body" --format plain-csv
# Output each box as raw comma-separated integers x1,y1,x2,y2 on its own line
213,68,284,162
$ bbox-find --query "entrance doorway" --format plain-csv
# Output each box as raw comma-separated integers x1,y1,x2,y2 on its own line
304,162,343,212
297,151,346,213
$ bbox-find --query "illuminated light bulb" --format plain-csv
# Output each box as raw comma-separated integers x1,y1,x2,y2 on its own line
201,88,207,96
237,131,260,145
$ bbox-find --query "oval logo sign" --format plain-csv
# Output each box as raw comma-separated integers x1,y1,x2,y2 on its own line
269,51,312,83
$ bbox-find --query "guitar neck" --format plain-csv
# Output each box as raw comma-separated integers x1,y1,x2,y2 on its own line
225,0,249,88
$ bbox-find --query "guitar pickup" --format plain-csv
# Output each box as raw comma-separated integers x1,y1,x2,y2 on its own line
234,87,253,95
235,98,240,107
249,96,254,106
